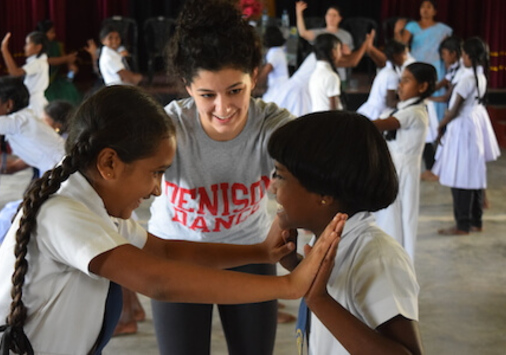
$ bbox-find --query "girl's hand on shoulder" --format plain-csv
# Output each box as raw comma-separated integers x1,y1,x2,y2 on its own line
261,215,296,264
287,213,346,299
1,32,11,51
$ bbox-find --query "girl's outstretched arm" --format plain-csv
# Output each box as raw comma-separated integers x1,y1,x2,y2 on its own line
143,215,296,269
1,33,25,76
88,214,346,304
304,242,423,355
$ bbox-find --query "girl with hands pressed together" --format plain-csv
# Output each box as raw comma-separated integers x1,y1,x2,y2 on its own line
268,111,423,355
0,85,342,355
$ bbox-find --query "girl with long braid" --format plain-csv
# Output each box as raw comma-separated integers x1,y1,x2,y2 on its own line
308,33,344,111
0,85,343,355
373,62,437,261
433,37,500,235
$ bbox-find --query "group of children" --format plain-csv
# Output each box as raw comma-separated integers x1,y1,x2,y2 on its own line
0,0,500,354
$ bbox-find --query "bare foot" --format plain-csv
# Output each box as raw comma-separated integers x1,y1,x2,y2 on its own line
470,226,483,232
421,170,439,182
113,320,138,336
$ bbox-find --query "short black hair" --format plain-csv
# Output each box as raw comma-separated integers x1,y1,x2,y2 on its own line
263,26,286,48
0,76,30,113
268,111,398,215
384,40,406,62
44,100,74,133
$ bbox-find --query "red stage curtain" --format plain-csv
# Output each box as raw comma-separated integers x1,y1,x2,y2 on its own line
380,0,506,88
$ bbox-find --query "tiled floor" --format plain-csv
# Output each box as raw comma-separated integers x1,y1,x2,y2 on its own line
1,151,504,354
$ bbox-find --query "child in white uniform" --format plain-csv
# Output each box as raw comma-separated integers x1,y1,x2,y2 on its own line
357,40,408,120
268,111,422,355
260,26,289,104
373,63,437,261
309,34,343,111
1,31,49,118
0,77,65,175
0,85,341,354
433,37,500,235
98,25,142,86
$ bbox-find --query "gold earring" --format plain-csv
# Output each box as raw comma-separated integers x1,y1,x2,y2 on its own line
321,200,327,205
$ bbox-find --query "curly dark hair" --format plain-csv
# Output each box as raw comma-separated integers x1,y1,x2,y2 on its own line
166,0,262,83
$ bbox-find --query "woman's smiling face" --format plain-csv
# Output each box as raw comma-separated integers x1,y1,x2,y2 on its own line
186,68,256,142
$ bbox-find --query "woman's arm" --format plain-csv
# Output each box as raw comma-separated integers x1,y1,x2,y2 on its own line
88,213,345,303
296,1,316,42
47,52,77,66
337,30,375,68
393,19,412,45
304,243,423,355
1,33,26,77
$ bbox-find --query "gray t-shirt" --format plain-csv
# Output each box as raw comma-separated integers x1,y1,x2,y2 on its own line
311,28,354,81
148,97,293,244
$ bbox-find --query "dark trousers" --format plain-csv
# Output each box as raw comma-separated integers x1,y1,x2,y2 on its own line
423,142,436,170
151,263,277,355
451,188,484,232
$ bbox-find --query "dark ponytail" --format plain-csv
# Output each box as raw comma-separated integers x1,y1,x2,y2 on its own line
463,37,489,104
1,85,175,354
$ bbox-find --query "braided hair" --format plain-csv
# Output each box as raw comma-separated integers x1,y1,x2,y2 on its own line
166,0,262,84
404,62,437,103
463,37,489,104
0,85,175,354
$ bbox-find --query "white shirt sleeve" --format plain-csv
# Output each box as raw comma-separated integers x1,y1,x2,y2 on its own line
22,57,44,75
0,114,23,135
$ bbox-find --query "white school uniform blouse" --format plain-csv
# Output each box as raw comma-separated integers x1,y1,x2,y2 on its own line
0,172,147,355
22,53,49,118
309,61,342,112
99,46,127,86
357,61,399,120
262,46,289,103
308,212,419,355
0,107,65,173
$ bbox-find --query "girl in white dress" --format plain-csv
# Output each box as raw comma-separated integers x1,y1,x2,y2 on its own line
357,40,408,120
1,31,49,118
259,26,289,104
433,37,500,235
373,62,437,261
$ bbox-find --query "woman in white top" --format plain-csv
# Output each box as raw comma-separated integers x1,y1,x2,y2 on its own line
1,31,49,118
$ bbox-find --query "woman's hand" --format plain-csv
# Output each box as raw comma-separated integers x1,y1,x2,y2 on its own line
260,215,296,264
285,213,346,299
295,1,308,14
